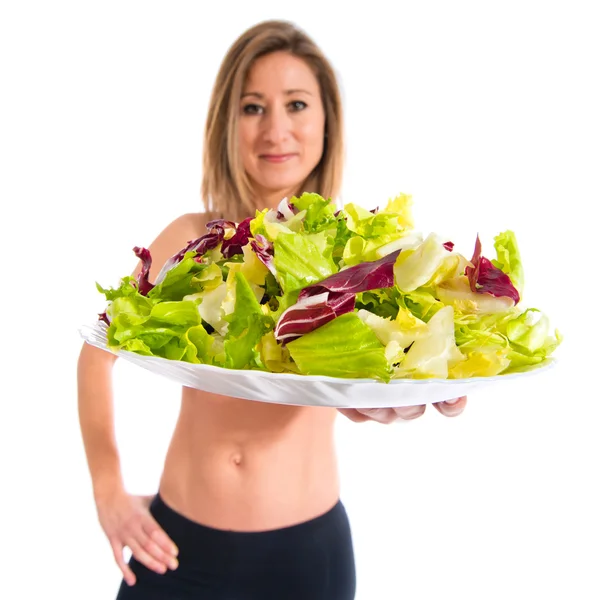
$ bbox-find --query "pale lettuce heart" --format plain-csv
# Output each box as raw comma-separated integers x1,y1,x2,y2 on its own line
436,276,515,314
393,233,452,292
395,305,465,379
356,307,428,349
197,282,228,334
448,350,511,378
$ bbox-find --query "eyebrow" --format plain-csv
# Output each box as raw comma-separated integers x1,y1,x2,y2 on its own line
241,89,313,99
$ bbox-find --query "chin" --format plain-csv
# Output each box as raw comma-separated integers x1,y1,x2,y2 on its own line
257,173,309,195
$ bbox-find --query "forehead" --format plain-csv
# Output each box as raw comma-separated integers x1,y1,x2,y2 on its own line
243,51,320,94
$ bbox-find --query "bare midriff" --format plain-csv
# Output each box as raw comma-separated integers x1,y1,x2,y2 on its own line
158,386,340,532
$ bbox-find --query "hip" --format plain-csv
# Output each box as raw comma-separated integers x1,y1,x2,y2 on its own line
116,492,356,600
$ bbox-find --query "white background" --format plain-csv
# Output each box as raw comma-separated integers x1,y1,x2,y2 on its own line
1,1,599,598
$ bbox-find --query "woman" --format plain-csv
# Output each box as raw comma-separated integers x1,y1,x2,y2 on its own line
77,19,467,600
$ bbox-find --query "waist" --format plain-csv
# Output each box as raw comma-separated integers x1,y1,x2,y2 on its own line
158,391,340,531
151,491,347,548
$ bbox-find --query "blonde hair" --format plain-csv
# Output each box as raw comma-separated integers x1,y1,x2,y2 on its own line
201,20,344,222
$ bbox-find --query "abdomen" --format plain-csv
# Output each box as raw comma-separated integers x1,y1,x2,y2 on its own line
158,388,340,531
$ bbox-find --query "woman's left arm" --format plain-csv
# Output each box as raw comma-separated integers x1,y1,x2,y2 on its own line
338,396,467,424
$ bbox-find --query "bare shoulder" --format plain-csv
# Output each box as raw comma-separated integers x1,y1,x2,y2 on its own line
159,211,212,245
132,212,213,281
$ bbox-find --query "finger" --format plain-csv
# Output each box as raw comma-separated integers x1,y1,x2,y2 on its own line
391,405,427,420
140,530,179,571
110,538,136,587
337,408,371,423
433,395,467,417
356,408,398,424
125,536,169,575
140,524,179,570
143,516,179,558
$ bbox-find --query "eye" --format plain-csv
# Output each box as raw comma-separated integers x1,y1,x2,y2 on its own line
242,104,263,115
289,100,307,112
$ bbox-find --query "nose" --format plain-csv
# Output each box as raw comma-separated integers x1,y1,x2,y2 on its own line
261,105,291,145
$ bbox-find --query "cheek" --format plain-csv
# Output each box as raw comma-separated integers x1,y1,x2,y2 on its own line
299,117,325,157
238,122,256,168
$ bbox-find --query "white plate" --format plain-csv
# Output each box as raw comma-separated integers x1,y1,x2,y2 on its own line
79,321,556,409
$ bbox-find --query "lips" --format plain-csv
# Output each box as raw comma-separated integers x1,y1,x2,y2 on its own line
259,153,297,163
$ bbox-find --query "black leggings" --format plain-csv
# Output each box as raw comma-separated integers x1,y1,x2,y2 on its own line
115,494,356,600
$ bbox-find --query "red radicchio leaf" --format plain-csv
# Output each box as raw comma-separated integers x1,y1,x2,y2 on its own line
298,249,401,301
274,291,356,343
205,219,236,230
154,223,227,285
221,217,252,259
443,241,454,251
133,246,155,296
465,235,520,304
274,249,402,342
250,234,277,277
98,311,110,325
157,218,252,281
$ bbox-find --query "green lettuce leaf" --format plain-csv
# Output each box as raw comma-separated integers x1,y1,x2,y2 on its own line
492,230,525,296
290,192,338,233
342,231,421,267
148,253,206,301
286,312,391,381
223,272,273,369
257,331,300,373
356,287,402,319
402,289,445,323
272,231,337,293
96,276,140,301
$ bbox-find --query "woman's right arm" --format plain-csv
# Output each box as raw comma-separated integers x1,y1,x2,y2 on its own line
77,212,209,586
77,343,121,501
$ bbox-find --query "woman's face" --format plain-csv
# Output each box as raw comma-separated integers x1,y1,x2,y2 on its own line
238,51,326,207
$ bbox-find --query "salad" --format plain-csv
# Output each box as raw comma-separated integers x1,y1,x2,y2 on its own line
96,193,561,382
